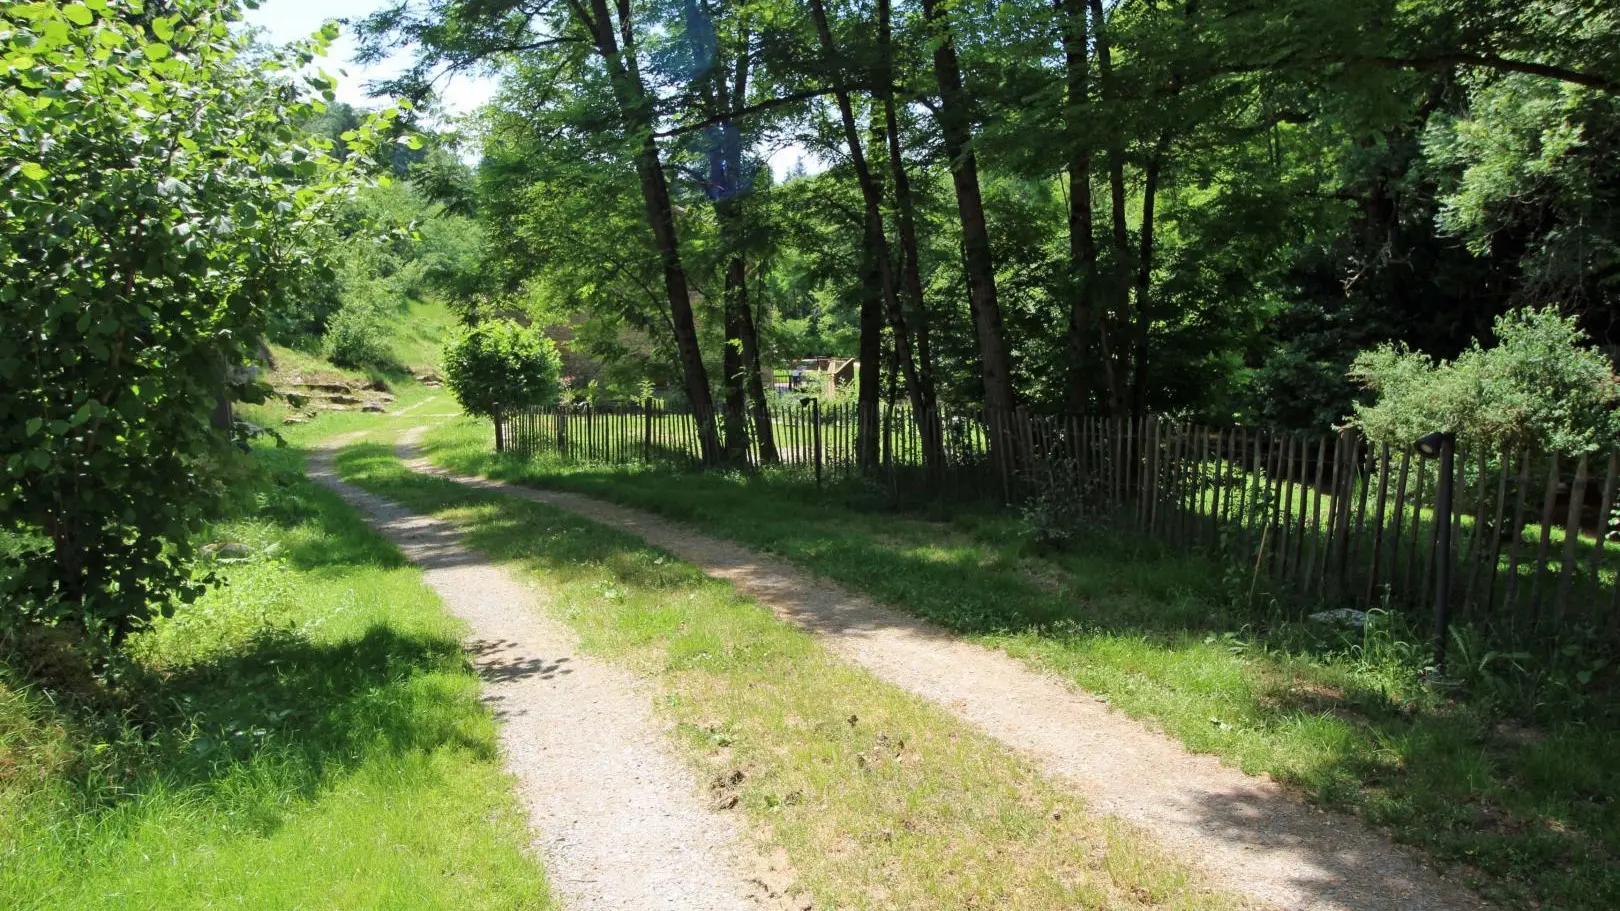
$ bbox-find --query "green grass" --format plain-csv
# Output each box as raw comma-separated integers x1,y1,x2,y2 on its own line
0,442,552,911
424,415,1620,911
267,294,455,390
383,295,458,372
334,434,1246,911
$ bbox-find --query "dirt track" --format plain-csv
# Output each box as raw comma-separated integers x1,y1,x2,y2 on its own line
310,437,797,911
398,426,1487,911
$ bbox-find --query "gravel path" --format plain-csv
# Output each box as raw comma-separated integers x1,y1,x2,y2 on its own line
400,429,1488,911
308,438,796,911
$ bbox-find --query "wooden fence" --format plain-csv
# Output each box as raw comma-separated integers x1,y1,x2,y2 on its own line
502,402,1620,634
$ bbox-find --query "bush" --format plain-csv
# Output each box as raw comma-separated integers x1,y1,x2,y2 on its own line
0,1,385,652
324,293,393,368
1017,461,1115,551
442,320,563,449
1349,308,1620,455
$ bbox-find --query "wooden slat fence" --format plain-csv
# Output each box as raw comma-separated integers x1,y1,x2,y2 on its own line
502,403,1620,633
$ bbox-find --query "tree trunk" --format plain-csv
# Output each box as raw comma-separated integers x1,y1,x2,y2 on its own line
807,0,931,473
1132,139,1169,416
722,248,750,463
1089,0,1130,417
878,0,944,473
857,222,884,470
1057,0,1104,412
884,114,937,398
585,0,719,462
919,0,1017,444
708,16,778,465
493,407,505,452
735,268,779,463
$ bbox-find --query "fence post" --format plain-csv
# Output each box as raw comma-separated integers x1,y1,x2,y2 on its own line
1429,432,1457,675
812,398,823,488
644,399,653,463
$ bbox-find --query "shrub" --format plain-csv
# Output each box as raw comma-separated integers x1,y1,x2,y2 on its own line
0,1,385,651
324,293,393,368
1349,308,1620,455
442,320,563,450
1017,461,1115,551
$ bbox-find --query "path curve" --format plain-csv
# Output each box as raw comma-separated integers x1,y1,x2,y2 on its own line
308,437,795,911
399,429,1487,911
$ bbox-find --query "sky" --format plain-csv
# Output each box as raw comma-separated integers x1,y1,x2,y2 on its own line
242,0,813,175
243,0,496,115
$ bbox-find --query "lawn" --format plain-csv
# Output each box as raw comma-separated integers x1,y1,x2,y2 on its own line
423,415,1620,911
335,434,1247,911
265,295,456,391
0,440,552,911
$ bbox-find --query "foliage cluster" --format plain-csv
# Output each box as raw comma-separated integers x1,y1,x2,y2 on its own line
280,172,487,369
442,320,563,446
1350,308,1620,454
0,0,387,651
361,0,1620,446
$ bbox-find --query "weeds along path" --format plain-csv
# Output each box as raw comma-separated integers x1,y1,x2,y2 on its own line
308,437,780,911
397,428,1486,911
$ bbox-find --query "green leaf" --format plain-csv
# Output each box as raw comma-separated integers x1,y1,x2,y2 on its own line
152,15,175,41
63,3,94,25
17,162,47,181
25,418,42,437
144,42,171,60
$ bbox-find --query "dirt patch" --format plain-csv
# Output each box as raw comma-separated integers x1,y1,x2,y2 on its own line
309,437,800,911
402,430,1489,911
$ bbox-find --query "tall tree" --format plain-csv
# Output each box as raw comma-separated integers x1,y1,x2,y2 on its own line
876,0,944,469
918,0,1018,439
806,0,935,470
1054,0,1107,410
680,0,779,463
1088,0,1133,416
361,0,723,461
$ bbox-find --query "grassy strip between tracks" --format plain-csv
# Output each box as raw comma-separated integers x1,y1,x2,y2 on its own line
337,435,1248,911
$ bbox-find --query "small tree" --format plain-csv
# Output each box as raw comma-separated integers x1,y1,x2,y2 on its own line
1,0,388,651
443,320,563,450
1349,308,1620,455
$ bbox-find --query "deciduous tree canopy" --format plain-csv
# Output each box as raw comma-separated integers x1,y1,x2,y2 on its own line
358,0,1619,444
